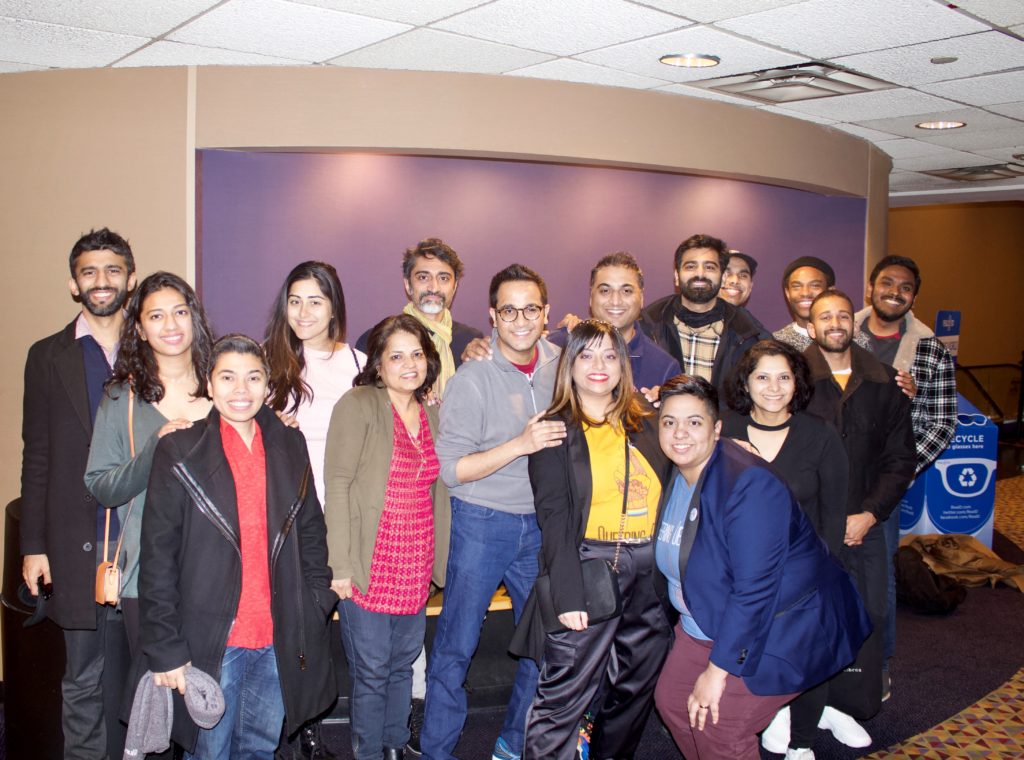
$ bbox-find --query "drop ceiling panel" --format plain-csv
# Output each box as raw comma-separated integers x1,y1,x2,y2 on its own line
975,146,1024,162
916,126,1024,151
654,82,759,106
854,107,1020,138
987,101,1024,119
0,58,46,72
0,0,220,37
293,0,491,25
716,0,987,59
877,139,958,159
771,88,960,122
115,40,304,68
508,58,667,88
894,149,998,171
0,16,147,68
920,69,1024,106
628,0,806,24
329,28,553,72
168,0,410,62
758,105,837,125
948,0,1024,27
578,25,805,81
830,32,1024,86
433,0,686,57
831,123,905,142
889,171,959,190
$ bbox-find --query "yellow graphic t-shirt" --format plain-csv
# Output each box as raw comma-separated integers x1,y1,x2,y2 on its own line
583,423,662,541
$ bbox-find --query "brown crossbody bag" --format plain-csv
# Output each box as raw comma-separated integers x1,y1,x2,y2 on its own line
95,388,136,606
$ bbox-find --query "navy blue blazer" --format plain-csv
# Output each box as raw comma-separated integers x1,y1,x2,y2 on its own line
654,439,871,696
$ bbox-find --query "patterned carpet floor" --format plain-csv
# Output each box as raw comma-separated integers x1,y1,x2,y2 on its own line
861,475,1024,759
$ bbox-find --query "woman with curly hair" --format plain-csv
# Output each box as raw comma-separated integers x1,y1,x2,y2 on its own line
85,271,214,654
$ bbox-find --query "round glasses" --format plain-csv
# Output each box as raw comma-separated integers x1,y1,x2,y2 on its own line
496,304,544,322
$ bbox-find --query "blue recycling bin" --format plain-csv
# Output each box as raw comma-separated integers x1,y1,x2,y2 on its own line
899,395,997,547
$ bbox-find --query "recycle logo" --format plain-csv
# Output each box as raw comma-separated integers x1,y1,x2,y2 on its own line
958,468,978,488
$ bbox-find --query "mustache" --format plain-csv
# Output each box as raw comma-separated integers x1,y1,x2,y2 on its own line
687,277,712,287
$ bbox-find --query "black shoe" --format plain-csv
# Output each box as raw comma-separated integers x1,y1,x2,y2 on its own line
405,697,424,756
384,749,405,760
300,720,339,760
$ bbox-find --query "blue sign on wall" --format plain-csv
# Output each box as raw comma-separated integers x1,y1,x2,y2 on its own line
899,395,996,547
934,310,961,362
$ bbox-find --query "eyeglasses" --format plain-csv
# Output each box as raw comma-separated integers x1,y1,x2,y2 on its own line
496,304,544,322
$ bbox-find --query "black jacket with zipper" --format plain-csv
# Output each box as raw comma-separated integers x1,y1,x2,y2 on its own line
138,404,338,751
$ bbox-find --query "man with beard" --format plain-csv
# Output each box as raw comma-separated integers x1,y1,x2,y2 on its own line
801,290,916,740
773,256,835,351
641,233,768,395
854,255,957,698
21,228,136,759
719,249,757,309
358,237,483,395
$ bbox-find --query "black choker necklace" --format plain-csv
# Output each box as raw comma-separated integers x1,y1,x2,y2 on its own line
748,416,792,432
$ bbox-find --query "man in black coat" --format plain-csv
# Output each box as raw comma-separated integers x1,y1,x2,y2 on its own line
640,233,768,396
803,289,916,729
20,228,137,759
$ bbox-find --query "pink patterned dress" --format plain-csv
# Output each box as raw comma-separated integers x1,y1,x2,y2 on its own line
352,404,438,615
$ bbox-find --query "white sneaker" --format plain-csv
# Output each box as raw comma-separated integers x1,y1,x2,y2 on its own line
818,706,871,748
760,706,790,754
786,749,815,760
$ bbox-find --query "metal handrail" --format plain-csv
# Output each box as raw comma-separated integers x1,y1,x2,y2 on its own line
956,353,1023,441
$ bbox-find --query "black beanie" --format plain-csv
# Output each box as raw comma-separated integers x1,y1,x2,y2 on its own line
782,256,835,288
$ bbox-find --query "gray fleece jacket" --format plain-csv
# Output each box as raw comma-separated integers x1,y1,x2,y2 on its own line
436,334,560,514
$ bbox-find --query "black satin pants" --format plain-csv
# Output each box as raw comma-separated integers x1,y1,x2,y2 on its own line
523,540,672,760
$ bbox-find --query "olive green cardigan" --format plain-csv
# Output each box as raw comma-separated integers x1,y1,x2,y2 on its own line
323,384,450,594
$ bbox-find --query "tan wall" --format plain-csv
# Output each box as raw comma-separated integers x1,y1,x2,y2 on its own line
0,66,889,674
888,201,1024,366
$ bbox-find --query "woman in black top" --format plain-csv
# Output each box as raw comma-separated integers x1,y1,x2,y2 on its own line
723,339,866,758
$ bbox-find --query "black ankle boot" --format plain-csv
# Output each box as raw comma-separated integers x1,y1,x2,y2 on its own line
300,720,339,760
405,697,425,756
383,748,405,760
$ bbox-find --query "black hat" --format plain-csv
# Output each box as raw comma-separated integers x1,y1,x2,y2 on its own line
727,250,758,277
782,256,835,288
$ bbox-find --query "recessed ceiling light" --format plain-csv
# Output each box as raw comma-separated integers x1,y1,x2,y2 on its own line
659,53,720,68
929,56,958,65
916,120,966,130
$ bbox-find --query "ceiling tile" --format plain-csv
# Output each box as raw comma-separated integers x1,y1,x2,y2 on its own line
1013,23,1024,36
974,146,1024,162
830,123,904,141
654,83,759,107
894,150,998,171
987,101,1024,119
0,0,219,37
578,25,805,82
168,0,410,62
888,171,958,190
947,0,1024,27
292,0,489,25
114,40,304,67
758,105,837,125
329,28,552,73
877,138,958,159
915,125,1024,151
628,0,806,24
854,107,1020,138
920,69,1024,106
433,0,686,57
507,58,667,89
0,16,147,67
770,88,959,122
717,0,987,59
0,58,47,72
830,32,1024,86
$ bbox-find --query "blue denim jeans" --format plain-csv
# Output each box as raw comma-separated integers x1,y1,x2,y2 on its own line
185,646,284,760
421,497,542,760
338,599,426,760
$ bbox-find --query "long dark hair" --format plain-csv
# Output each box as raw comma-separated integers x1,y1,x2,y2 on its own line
547,320,649,433
108,271,214,403
353,315,440,403
265,261,348,414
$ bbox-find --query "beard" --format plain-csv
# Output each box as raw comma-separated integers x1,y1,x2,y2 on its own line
816,329,853,353
416,292,446,315
871,294,911,323
680,277,720,305
81,285,129,317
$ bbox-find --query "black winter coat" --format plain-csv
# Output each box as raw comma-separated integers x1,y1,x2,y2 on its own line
138,405,338,752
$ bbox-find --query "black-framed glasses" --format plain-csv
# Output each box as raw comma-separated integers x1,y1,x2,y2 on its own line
496,304,544,322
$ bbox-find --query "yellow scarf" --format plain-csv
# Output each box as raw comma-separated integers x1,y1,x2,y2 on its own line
403,302,456,394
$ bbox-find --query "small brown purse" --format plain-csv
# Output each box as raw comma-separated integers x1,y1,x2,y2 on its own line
95,388,136,606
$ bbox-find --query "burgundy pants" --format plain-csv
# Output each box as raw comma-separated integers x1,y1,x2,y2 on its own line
655,626,796,760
